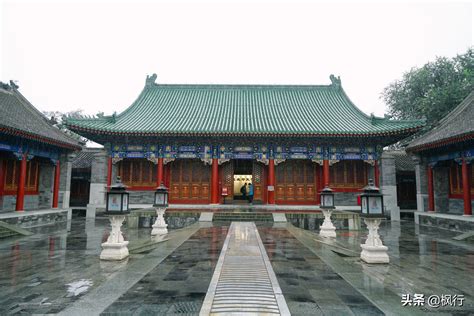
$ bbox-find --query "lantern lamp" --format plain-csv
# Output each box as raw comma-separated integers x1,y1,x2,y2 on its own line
319,186,336,237
154,182,169,208
360,179,384,217
105,176,130,215
359,179,389,263
101,176,130,261
320,186,335,209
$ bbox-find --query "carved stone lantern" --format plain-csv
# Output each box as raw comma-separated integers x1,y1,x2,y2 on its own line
151,182,169,236
319,186,336,237
360,179,384,217
100,177,130,261
154,182,169,208
359,179,389,264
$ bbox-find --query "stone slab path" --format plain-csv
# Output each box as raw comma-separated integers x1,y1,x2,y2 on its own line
200,222,290,315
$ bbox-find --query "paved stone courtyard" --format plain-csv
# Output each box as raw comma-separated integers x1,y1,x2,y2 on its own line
0,211,473,315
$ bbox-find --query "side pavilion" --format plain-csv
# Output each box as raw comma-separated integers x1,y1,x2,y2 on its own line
0,81,81,213
407,91,474,230
65,74,424,216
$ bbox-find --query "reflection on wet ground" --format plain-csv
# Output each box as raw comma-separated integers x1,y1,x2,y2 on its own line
287,213,349,229
0,214,199,314
258,226,383,315
291,218,474,315
138,212,200,229
102,226,229,315
0,211,473,315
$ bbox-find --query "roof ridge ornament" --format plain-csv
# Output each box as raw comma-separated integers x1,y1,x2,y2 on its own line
0,82,10,90
329,74,341,88
0,80,19,91
146,73,157,87
9,80,19,90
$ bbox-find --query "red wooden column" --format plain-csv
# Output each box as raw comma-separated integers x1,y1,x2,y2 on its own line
461,158,472,216
267,158,275,204
15,153,27,212
323,159,330,187
106,156,112,189
156,157,164,186
211,158,219,204
0,159,4,195
52,161,61,208
374,160,380,187
427,165,435,212
315,164,321,204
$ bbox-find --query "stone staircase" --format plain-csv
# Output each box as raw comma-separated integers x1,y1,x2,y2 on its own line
213,212,273,222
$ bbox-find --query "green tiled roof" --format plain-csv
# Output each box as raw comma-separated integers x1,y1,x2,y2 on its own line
66,75,424,138
407,91,474,152
0,82,81,150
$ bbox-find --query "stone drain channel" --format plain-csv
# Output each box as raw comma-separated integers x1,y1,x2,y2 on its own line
200,222,290,315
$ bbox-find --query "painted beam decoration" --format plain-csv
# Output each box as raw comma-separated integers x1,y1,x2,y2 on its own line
427,148,474,164
109,143,380,161
0,140,61,160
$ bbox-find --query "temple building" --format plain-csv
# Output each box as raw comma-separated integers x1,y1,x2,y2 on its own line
407,91,473,227
65,74,424,217
0,81,81,212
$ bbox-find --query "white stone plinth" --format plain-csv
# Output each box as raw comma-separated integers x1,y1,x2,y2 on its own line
319,209,336,238
100,215,129,261
360,218,389,264
151,207,168,236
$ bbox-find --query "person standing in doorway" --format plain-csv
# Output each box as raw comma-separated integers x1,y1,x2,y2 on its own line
240,183,247,200
248,183,254,204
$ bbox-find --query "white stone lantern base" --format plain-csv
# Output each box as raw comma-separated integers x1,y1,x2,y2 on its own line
360,218,389,264
100,215,129,261
151,207,168,236
319,209,336,237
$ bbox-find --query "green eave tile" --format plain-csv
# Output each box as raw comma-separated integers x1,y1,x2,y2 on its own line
65,83,424,136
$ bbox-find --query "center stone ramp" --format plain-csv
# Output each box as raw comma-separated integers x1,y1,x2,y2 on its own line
200,222,290,315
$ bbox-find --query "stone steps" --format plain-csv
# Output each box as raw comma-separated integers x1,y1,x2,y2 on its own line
212,212,273,222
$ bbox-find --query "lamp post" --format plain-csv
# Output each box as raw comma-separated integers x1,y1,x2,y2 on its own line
319,186,336,237
100,177,130,261
151,182,169,236
359,179,389,264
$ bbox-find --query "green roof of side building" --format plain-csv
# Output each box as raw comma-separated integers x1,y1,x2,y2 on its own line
407,90,474,152
0,82,81,150
66,74,424,140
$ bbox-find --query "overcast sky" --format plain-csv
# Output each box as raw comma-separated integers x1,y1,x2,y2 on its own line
1,0,472,117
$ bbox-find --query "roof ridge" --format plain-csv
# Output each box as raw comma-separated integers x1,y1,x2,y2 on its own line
151,83,334,89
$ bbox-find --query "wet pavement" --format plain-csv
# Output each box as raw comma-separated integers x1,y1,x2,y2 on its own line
102,226,229,315
0,212,473,315
289,218,474,315
0,214,199,315
258,226,383,315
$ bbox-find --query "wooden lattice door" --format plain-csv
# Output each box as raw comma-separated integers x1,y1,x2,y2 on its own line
169,159,210,203
252,161,266,203
275,160,317,203
220,161,234,202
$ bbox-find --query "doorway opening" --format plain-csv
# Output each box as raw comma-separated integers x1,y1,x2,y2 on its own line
233,160,253,201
